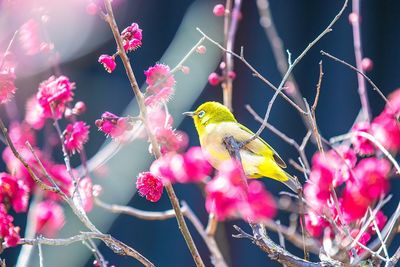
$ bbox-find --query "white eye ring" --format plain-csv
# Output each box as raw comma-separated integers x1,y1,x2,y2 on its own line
198,110,206,118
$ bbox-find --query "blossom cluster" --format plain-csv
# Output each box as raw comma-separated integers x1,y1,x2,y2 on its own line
304,89,400,255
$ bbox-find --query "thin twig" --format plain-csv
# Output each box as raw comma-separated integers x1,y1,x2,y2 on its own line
38,240,43,267
102,1,204,265
241,0,349,147
0,30,19,69
197,28,306,115
320,50,390,108
350,0,371,121
312,61,323,112
369,208,389,261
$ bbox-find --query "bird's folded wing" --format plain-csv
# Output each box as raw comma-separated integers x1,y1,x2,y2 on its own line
237,124,287,168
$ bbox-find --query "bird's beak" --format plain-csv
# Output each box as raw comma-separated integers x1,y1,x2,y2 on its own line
182,111,195,117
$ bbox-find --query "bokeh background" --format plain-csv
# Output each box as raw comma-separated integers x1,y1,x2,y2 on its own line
1,0,400,266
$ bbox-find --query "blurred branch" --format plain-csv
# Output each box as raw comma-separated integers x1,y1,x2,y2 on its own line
350,0,371,121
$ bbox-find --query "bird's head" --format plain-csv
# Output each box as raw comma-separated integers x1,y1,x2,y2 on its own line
183,101,237,136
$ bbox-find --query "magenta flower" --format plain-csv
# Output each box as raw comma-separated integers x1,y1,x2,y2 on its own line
371,112,400,153
0,68,17,104
98,54,116,73
95,112,133,138
121,22,142,52
205,160,247,220
144,63,175,93
25,96,45,129
242,181,276,222
9,122,37,147
153,127,188,154
0,205,20,247
305,211,329,238
208,72,220,86
34,201,65,237
213,4,225,16
37,75,75,118
77,177,93,212
0,172,29,213
136,172,163,202
64,121,90,154
351,122,375,155
144,86,174,107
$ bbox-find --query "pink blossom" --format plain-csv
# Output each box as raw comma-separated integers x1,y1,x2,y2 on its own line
353,158,390,200
150,147,212,183
0,68,17,104
205,160,247,220
361,58,373,72
0,204,20,247
136,172,163,202
196,45,207,54
46,164,73,200
9,121,36,147
34,201,65,237
242,181,276,222
144,63,175,93
64,121,90,154
305,211,329,237
144,86,174,107
213,4,225,16
371,112,400,153
181,66,190,74
147,106,173,130
341,184,372,222
369,210,387,234
351,122,375,155
86,2,98,15
25,96,45,129
121,22,142,52
19,19,42,55
153,127,188,154
0,172,29,213
37,75,75,118
228,71,236,80
386,88,400,115
98,54,116,73
95,112,133,138
208,72,220,86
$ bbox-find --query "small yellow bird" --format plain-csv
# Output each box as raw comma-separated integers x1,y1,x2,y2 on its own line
184,101,298,192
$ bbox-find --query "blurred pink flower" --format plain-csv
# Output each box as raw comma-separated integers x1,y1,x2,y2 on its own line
242,180,276,222
98,54,116,73
0,68,17,104
208,72,220,86
351,122,374,155
95,112,133,138
34,200,65,237
213,4,225,16
9,121,36,147
205,160,247,220
144,63,175,93
371,112,400,153
153,127,188,154
368,210,387,234
305,211,329,237
136,172,163,202
0,204,20,247
37,75,75,118
350,229,371,255
19,19,42,55
121,23,142,52
0,172,29,213
25,96,46,129
144,86,174,107
64,121,90,154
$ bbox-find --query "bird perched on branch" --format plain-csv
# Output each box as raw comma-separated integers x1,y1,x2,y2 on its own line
184,101,299,192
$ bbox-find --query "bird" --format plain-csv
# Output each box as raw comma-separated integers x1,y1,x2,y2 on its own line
183,101,299,192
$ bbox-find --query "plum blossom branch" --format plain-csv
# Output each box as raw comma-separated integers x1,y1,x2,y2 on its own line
320,50,390,108
241,0,349,147
102,1,204,265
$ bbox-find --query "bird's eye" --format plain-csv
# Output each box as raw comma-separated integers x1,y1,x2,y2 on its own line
198,110,206,118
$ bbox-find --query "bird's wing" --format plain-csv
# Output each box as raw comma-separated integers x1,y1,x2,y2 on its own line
236,123,287,168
